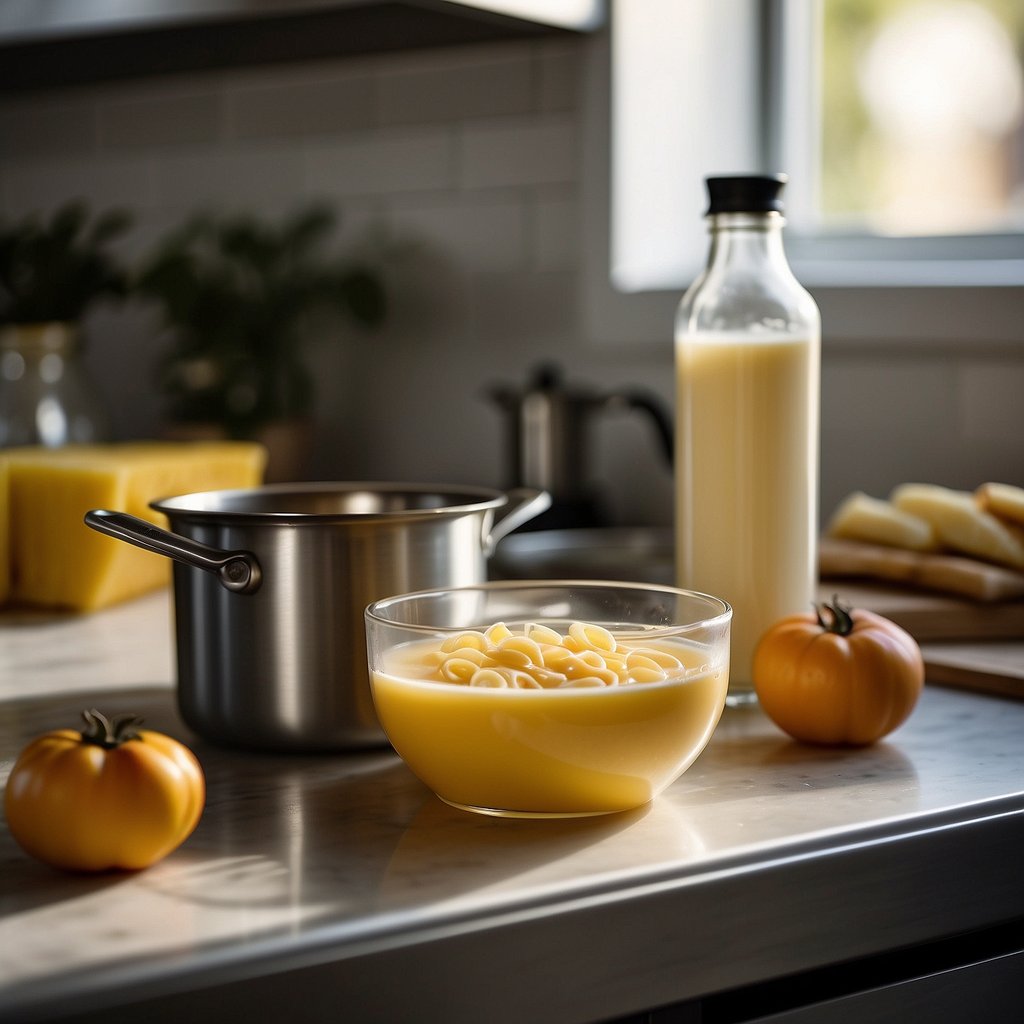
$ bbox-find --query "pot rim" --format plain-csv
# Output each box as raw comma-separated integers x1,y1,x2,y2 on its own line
150,480,510,524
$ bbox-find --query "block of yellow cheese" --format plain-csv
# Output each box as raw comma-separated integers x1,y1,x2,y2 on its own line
1,441,266,612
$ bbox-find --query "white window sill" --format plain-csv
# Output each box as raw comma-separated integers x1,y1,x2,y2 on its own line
789,259,1024,289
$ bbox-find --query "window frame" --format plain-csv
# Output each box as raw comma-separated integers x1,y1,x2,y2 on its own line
585,0,1024,349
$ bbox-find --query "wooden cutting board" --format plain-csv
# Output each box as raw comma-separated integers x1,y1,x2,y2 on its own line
812,584,1024,699
815,566,1024,699
918,643,1024,700
818,537,1024,641
815,579,1024,641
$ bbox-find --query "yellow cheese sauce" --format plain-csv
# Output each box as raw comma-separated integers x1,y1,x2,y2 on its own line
372,634,728,817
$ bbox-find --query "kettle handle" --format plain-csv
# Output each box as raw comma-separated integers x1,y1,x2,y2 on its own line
605,390,674,464
84,509,262,594
484,488,551,556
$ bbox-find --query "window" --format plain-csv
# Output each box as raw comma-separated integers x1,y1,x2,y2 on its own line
610,0,1024,292
806,0,1023,237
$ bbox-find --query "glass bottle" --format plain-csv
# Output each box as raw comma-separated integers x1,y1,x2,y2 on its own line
0,322,110,448
675,175,820,705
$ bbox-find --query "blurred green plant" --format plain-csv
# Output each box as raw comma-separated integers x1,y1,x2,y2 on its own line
136,204,387,438
0,202,131,325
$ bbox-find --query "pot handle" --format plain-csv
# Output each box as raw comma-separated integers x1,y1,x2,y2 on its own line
484,488,551,556
84,509,263,595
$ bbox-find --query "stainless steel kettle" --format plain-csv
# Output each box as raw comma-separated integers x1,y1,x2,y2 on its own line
489,363,673,529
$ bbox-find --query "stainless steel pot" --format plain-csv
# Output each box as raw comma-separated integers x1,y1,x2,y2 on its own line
85,483,550,752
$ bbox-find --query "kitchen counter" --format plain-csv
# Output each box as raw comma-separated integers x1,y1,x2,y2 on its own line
1,591,1022,1023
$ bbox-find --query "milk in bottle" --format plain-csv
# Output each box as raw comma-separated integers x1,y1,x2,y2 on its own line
675,175,820,703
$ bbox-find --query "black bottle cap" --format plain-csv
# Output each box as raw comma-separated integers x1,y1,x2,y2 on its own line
705,174,788,215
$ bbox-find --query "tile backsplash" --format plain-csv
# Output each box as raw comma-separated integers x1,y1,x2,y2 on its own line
1,33,1020,526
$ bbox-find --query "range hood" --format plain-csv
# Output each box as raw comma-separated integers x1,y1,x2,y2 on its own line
0,1,605,92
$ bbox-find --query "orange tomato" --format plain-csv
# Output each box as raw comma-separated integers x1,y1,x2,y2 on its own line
753,599,924,746
4,709,205,872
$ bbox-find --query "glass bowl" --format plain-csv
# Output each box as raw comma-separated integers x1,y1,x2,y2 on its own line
365,580,731,818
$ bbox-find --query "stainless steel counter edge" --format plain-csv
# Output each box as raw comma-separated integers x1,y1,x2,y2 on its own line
7,795,1023,1024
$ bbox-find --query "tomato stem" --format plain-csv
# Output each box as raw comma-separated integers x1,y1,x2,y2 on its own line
80,709,143,748
814,596,855,637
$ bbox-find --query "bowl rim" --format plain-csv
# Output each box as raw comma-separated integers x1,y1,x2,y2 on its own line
364,578,732,638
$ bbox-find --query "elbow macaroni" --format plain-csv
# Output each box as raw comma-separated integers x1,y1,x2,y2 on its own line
433,621,694,689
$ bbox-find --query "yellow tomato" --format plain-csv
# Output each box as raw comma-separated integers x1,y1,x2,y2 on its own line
4,709,205,872
753,599,924,746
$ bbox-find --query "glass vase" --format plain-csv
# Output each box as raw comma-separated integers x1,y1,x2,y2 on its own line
0,322,110,448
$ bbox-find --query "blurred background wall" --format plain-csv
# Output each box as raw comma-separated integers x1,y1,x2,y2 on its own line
1,27,1021,525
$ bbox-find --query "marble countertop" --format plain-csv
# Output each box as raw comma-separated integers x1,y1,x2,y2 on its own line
1,591,1023,1023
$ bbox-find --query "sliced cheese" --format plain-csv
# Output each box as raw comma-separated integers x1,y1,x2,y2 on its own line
827,491,937,551
2,441,266,612
891,482,1024,571
976,482,1024,528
